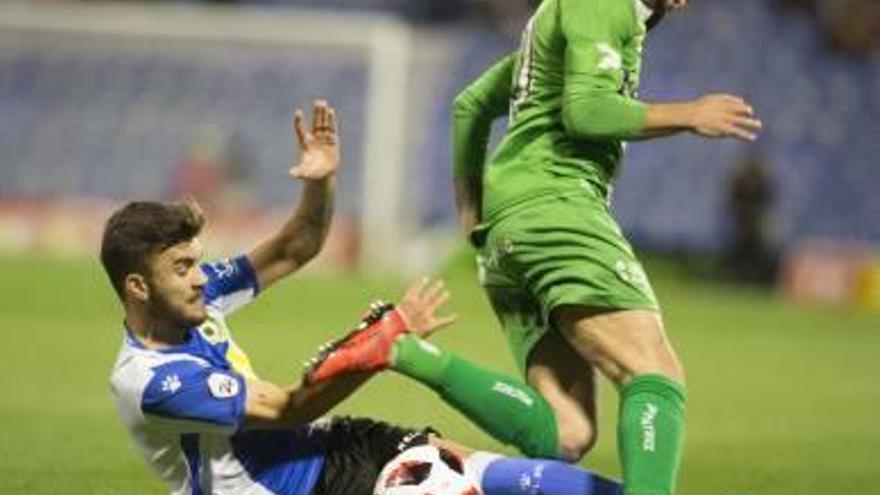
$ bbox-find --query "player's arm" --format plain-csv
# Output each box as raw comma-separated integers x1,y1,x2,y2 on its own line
140,358,370,432
243,373,372,429
452,54,515,234
560,1,761,142
640,95,762,142
247,101,339,291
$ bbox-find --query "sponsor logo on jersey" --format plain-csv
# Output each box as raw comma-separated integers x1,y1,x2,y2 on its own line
596,42,622,71
207,373,240,399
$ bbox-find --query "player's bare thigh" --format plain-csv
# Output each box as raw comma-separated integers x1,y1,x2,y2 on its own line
526,329,599,461
552,306,685,387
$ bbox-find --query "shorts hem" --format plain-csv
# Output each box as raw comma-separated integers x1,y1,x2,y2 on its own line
542,297,660,323
509,297,660,374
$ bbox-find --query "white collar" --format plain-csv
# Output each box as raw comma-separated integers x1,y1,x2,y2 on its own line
635,0,654,25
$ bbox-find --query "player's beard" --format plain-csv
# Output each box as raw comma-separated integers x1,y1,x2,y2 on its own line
147,281,206,331
643,0,669,31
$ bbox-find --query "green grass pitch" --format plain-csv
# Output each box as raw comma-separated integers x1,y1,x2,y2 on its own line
0,252,877,494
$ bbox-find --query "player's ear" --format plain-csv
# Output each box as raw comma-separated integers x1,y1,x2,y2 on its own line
125,273,150,303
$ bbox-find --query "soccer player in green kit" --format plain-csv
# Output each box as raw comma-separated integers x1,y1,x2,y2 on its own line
451,0,761,494
305,1,762,494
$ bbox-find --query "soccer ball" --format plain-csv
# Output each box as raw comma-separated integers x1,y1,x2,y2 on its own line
374,445,481,495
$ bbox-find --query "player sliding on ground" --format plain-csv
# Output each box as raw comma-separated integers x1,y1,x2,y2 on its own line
308,1,763,494
103,101,622,495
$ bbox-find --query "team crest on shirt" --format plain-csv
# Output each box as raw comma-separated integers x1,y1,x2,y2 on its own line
207,373,240,399
198,316,229,345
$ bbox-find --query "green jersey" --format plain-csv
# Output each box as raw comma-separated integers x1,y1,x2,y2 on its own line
453,0,654,223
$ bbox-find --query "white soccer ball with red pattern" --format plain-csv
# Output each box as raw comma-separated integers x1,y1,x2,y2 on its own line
373,445,481,495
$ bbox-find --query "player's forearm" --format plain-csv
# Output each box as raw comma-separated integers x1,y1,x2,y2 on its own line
643,95,762,142
287,178,335,260
454,177,481,234
247,178,335,288
279,373,371,425
451,108,492,233
562,91,648,141
563,94,704,142
637,102,695,138
267,178,335,264
451,54,513,182
452,94,495,179
244,373,371,428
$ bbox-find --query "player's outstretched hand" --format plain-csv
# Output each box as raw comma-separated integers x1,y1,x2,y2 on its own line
688,94,763,142
398,277,458,338
290,100,340,180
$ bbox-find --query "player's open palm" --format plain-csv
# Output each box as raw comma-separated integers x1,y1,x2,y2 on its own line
290,100,340,180
398,278,458,338
689,93,762,142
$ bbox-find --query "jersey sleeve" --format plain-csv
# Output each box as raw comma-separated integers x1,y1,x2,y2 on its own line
452,54,515,180
141,360,247,435
200,255,260,316
560,0,646,140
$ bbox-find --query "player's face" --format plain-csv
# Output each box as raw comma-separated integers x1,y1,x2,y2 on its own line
145,239,208,328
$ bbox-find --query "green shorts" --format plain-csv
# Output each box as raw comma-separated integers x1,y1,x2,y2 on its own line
475,187,659,374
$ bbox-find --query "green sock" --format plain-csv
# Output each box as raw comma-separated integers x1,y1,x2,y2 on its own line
392,334,560,458
618,374,686,495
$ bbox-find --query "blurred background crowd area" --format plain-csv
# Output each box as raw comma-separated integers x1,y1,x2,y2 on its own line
40,0,880,54
0,0,878,309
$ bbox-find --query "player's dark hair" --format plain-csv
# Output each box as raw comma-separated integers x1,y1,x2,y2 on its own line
100,200,205,300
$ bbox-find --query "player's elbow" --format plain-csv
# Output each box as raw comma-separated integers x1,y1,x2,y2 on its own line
288,238,324,266
562,97,612,140
258,406,286,424
561,103,589,139
452,90,484,119
259,238,320,282
245,383,306,427
279,223,329,268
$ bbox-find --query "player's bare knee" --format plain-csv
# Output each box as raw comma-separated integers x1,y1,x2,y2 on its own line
627,353,686,385
556,431,596,463
621,354,686,388
555,416,597,462
667,355,686,385
650,342,686,385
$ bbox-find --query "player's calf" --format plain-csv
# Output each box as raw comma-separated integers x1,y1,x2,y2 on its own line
554,307,687,495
